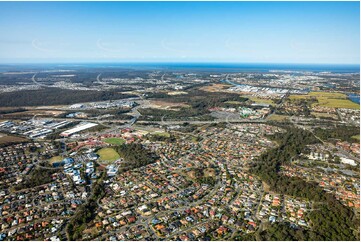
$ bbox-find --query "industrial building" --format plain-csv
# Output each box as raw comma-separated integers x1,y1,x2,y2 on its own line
60,122,98,137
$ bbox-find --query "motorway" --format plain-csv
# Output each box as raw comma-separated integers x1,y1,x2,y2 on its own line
31,73,49,87
289,116,359,161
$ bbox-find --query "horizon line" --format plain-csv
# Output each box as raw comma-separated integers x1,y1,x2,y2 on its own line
0,61,359,66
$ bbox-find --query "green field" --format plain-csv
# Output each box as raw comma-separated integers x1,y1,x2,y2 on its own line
97,148,120,162
152,131,170,137
103,137,126,145
351,135,360,141
289,92,360,109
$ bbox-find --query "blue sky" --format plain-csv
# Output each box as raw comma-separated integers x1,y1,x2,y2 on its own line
0,1,359,64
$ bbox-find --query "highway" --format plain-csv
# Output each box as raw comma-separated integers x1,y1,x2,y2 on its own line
138,119,266,125
289,116,359,161
31,73,48,87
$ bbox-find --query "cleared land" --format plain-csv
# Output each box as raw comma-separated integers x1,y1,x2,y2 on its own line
311,112,339,120
147,100,190,110
266,114,289,121
103,137,126,145
151,131,170,137
246,96,275,106
225,101,244,105
289,92,360,109
2,110,66,118
0,135,28,145
97,147,120,162
167,91,188,96
199,83,232,93
49,156,64,164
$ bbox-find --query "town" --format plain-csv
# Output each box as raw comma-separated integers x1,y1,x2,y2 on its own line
0,65,359,241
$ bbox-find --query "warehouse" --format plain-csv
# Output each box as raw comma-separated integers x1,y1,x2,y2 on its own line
60,122,98,137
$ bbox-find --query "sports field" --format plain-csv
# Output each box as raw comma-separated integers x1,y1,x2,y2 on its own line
97,148,120,162
103,137,126,145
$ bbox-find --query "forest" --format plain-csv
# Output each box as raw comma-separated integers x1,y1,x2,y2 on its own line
14,162,61,190
251,126,359,241
313,125,360,143
0,87,135,107
147,89,248,110
66,173,106,240
139,89,248,121
116,143,158,171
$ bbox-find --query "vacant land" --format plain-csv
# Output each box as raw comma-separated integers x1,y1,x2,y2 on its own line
247,96,275,106
2,109,65,118
167,91,188,96
0,135,28,145
147,100,190,110
151,131,170,137
199,83,232,93
97,147,120,162
266,114,288,121
103,137,126,145
311,112,339,120
49,156,64,164
289,92,360,109
224,101,244,105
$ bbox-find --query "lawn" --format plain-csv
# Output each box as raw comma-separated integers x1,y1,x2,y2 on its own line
289,92,360,109
97,148,120,162
103,137,126,145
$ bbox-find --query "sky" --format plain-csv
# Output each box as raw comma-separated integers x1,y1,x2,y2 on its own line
0,1,359,64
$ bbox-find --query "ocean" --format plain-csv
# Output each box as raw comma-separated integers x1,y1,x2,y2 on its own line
0,63,359,73
347,93,360,104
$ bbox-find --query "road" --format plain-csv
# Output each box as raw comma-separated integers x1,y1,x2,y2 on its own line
138,119,266,125
31,73,48,87
289,116,359,161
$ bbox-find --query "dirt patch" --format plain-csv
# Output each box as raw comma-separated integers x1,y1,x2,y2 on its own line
2,109,65,118
199,83,232,93
167,91,188,96
204,168,216,177
262,181,270,192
